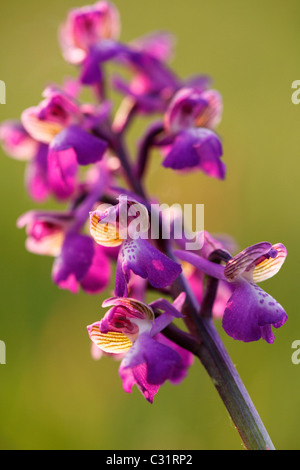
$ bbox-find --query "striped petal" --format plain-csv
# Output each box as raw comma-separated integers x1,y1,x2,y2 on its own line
224,242,272,281
90,211,123,247
87,321,132,354
102,297,154,322
252,243,287,283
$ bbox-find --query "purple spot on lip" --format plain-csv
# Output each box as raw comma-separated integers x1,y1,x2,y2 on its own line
260,299,264,304
268,302,275,306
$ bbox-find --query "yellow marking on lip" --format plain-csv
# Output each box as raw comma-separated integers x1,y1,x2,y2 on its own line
89,325,132,354
252,251,287,283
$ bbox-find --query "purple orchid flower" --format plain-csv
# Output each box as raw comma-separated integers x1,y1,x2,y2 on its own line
175,241,288,343
87,293,193,402
164,87,223,134
52,231,112,294
59,1,120,65
17,210,111,294
89,196,182,296
134,84,225,179
159,87,225,177
161,127,224,177
21,87,108,200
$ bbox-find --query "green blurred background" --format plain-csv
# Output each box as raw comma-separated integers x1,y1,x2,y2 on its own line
0,0,299,450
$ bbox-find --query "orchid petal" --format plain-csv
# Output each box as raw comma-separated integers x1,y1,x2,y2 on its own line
162,128,225,179
224,242,272,281
25,143,50,202
50,125,108,165
87,321,132,354
252,243,287,283
154,333,194,384
119,362,159,403
102,297,154,321
118,238,182,293
222,280,287,344
90,209,124,247
121,332,183,387
52,233,94,290
80,244,111,294
47,147,78,199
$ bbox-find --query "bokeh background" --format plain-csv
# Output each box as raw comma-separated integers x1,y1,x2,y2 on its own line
0,0,299,450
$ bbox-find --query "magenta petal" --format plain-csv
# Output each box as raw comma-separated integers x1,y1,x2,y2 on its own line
115,253,128,297
50,125,108,165
25,143,50,202
80,244,111,294
119,238,182,292
47,147,78,199
119,332,184,402
162,128,225,179
80,40,127,85
55,273,79,294
222,280,287,344
52,232,94,290
122,333,183,386
119,362,159,403
155,333,194,384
